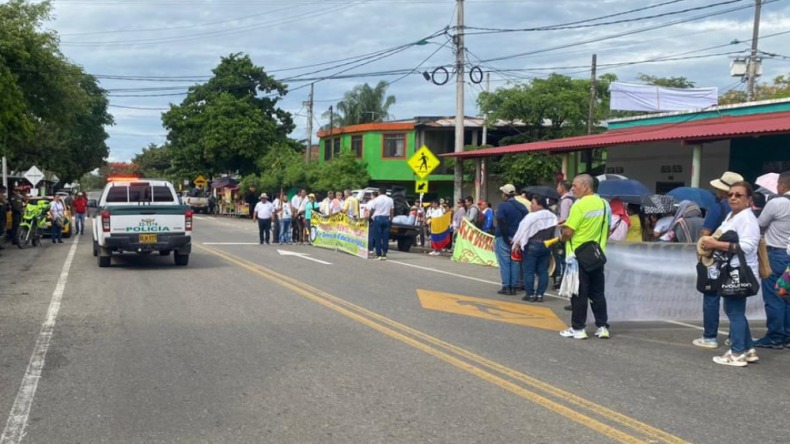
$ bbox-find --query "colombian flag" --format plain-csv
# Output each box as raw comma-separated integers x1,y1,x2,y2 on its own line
430,211,452,250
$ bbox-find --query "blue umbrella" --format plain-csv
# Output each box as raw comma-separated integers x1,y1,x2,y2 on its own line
597,179,651,199
666,187,716,210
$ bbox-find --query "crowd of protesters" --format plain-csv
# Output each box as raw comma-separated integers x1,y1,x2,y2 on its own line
485,170,790,368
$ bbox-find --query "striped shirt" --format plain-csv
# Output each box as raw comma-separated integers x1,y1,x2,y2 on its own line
758,193,790,248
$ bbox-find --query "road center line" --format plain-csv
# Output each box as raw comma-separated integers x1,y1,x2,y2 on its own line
198,244,688,444
1,237,80,444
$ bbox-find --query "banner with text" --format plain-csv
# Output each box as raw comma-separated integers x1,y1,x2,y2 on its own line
452,218,498,267
310,213,369,259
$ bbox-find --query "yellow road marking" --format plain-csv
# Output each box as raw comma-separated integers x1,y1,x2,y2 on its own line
197,244,689,444
417,290,567,331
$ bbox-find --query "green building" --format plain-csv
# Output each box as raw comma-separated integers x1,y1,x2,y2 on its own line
317,116,525,200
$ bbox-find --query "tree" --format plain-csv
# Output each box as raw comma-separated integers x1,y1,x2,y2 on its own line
0,0,112,181
719,74,790,105
162,53,294,178
307,152,369,191
133,144,174,179
636,74,696,89
323,81,396,127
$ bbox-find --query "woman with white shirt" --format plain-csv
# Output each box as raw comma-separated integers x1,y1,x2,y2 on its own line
700,181,761,367
511,195,558,302
49,194,66,244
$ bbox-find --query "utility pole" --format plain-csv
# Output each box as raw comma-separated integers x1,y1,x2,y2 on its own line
453,0,465,203
476,72,490,202
585,54,597,173
305,83,314,163
329,105,334,158
747,0,763,101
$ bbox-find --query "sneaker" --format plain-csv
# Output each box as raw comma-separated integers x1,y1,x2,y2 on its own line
725,338,731,347
753,337,784,349
745,348,759,363
559,327,588,339
376,256,383,261
522,295,536,302
594,326,610,339
380,256,387,261
428,251,440,256
692,338,719,349
496,287,512,295
713,350,748,367
535,295,544,303
563,304,572,311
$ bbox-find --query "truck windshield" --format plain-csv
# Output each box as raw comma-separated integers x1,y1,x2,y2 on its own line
105,185,175,203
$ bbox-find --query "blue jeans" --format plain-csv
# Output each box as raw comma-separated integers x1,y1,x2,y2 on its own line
279,218,291,244
372,216,391,257
723,296,753,354
523,242,551,296
51,219,62,241
761,248,790,343
75,213,86,234
702,293,721,340
495,237,519,289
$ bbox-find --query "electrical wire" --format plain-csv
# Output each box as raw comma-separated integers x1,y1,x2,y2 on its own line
480,0,785,63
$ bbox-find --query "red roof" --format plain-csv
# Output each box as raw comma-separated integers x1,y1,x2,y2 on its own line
443,111,790,159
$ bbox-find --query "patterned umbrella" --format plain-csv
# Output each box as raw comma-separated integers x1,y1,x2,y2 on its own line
641,194,677,215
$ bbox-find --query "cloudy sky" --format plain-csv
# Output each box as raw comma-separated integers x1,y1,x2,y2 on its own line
46,0,790,162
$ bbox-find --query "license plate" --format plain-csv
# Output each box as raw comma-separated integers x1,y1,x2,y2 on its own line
139,234,157,244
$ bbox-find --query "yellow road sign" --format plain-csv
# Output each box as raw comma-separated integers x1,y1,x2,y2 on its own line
417,290,566,331
415,180,429,194
194,175,207,188
407,145,440,179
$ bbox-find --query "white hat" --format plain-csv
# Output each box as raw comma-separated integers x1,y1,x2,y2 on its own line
260,193,268,199
710,171,744,192
499,184,516,195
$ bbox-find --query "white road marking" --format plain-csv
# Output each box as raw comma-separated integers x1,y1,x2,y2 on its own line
664,320,730,335
203,242,260,245
1,237,80,444
277,249,332,265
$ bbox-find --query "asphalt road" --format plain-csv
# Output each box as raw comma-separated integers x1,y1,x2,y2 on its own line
1,215,789,443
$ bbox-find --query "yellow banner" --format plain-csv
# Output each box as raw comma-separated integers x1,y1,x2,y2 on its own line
310,213,369,259
451,218,498,267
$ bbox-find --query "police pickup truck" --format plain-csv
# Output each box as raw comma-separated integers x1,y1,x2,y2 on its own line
92,179,193,267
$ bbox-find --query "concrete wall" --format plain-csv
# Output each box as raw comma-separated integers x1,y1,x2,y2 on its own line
606,140,731,193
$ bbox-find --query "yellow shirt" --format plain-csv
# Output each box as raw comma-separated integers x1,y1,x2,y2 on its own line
565,194,609,254
515,195,532,213
342,196,360,218
626,214,642,242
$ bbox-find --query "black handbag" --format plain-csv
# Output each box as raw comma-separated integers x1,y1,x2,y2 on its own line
575,240,607,272
719,245,760,297
696,261,722,293
572,201,608,272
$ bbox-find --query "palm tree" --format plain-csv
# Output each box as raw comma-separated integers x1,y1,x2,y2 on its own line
323,81,396,127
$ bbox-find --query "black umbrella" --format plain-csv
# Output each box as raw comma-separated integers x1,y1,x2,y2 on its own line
523,185,560,200
623,194,676,214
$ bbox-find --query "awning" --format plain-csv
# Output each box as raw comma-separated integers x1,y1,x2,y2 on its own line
443,111,790,159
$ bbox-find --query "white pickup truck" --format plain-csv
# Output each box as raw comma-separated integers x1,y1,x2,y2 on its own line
181,188,210,213
92,179,193,267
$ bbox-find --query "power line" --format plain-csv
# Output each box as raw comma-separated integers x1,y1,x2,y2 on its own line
464,0,742,34
480,0,785,63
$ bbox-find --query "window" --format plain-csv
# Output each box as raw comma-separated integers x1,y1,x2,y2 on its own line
383,133,406,158
351,135,363,158
332,137,341,158
324,139,332,161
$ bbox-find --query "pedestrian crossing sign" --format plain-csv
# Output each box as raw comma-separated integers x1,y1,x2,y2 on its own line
407,146,440,179
415,180,429,194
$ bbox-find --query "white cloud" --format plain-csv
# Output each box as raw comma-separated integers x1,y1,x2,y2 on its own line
45,0,790,161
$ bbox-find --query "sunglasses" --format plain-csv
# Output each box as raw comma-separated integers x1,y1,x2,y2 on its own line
727,192,747,199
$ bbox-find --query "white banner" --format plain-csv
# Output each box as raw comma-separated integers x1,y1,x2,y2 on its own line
610,82,718,112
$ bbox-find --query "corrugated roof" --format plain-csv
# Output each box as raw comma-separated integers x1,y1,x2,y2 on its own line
443,111,790,159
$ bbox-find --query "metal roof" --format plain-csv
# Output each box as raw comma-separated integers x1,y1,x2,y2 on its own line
442,111,790,159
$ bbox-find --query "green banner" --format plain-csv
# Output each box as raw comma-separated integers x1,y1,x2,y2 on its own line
451,218,498,267
310,213,369,259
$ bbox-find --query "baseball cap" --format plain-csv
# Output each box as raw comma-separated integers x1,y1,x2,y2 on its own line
499,184,516,195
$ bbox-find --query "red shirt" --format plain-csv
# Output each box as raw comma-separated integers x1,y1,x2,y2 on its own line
73,197,88,214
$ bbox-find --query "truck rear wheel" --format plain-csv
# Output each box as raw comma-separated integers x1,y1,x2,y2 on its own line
174,252,189,266
397,237,413,252
98,255,111,267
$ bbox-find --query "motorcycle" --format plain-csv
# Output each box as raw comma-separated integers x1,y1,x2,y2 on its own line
16,200,51,249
